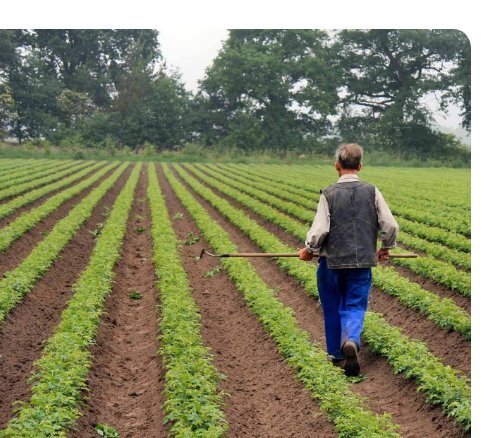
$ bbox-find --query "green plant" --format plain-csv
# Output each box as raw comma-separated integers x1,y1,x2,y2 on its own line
203,266,222,277
1,165,140,435
129,291,143,300
147,163,227,435
95,423,120,437
172,164,471,430
164,164,400,437
173,212,184,220
184,231,200,245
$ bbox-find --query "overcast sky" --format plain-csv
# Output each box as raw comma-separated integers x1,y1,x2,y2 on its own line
157,29,464,130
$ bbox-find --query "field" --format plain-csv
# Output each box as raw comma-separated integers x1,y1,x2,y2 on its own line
0,158,470,437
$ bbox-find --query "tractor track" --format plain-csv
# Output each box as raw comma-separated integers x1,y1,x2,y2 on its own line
159,164,336,437
177,164,469,438
0,164,132,428
70,165,167,438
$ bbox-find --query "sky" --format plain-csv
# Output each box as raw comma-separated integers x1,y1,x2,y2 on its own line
157,29,465,132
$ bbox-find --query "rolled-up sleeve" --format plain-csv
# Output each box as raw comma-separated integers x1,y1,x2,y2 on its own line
305,194,330,253
375,188,399,249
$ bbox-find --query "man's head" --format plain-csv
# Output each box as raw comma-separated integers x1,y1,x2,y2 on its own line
335,143,364,175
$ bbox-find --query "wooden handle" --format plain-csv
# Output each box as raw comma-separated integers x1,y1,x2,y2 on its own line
221,253,312,257
220,253,418,258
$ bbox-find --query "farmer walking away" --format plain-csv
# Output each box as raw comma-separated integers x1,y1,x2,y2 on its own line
299,143,399,377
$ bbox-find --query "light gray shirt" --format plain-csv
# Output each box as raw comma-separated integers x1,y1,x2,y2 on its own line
305,173,399,254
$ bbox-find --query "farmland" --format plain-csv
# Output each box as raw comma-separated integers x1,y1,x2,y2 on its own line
0,158,470,437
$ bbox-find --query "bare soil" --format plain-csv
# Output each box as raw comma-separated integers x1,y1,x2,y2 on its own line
159,164,336,437
71,165,166,438
178,164,469,438
0,164,133,428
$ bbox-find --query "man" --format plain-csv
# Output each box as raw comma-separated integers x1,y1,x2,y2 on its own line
298,143,399,377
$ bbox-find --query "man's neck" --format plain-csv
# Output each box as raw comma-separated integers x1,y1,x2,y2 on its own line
338,170,358,177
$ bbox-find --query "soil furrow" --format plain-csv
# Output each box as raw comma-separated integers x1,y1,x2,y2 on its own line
0,162,109,229
71,166,166,438
176,165,469,438
159,165,336,437
0,164,132,428
0,164,115,278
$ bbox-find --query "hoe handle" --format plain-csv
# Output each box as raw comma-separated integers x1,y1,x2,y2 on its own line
217,252,418,258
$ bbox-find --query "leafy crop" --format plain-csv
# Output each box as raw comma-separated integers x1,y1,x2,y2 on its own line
173,164,471,430
1,164,140,436
164,164,400,437
0,163,128,325
148,164,227,436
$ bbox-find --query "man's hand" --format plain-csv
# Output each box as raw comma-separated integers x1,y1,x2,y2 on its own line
377,248,390,262
299,247,314,261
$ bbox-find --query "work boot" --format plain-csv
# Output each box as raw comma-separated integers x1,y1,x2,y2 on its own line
342,340,360,377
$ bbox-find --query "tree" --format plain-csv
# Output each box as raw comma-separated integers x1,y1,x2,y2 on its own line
200,29,341,151
331,29,468,154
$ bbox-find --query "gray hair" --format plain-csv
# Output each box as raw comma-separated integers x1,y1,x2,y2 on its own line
335,143,364,169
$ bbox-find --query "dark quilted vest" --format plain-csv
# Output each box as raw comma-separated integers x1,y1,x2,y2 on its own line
321,181,378,269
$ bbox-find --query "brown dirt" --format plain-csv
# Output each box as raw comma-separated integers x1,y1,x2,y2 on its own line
70,165,166,438
0,162,110,230
177,165,469,438
0,160,96,205
0,164,115,278
159,165,336,437
0,164,132,428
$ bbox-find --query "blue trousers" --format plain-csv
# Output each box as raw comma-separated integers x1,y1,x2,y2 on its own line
316,257,372,359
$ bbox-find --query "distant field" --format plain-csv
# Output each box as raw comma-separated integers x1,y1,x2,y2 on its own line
0,158,470,436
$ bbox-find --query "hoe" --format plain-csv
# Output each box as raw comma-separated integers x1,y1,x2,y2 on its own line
199,249,418,259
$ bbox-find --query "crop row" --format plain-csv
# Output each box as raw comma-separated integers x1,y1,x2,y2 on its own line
163,164,400,437
210,165,471,269
301,164,471,212
0,163,128,325
0,161,105,221
216,164,472,257
243,164,470,210
0,160,90,201
1,164,140,436
221,163,470,237
189,164,471,296
0,159,41,174
147,164,228,436
0,160,66,188
185,165,470,337
0,162,119,253
172,164,471,430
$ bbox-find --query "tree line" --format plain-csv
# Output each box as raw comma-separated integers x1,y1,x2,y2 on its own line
0,29,470,159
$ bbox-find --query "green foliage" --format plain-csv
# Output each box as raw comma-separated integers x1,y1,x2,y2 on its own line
164,164,400,437
0,162,118,253
184,231,200,245
203,266,222,278
0,161,103,220
95,423,120,437
1,164,140,435
128,291,143,300
147,163,228,436
0,163,128,324
173,164,470,429
200,30,340,151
